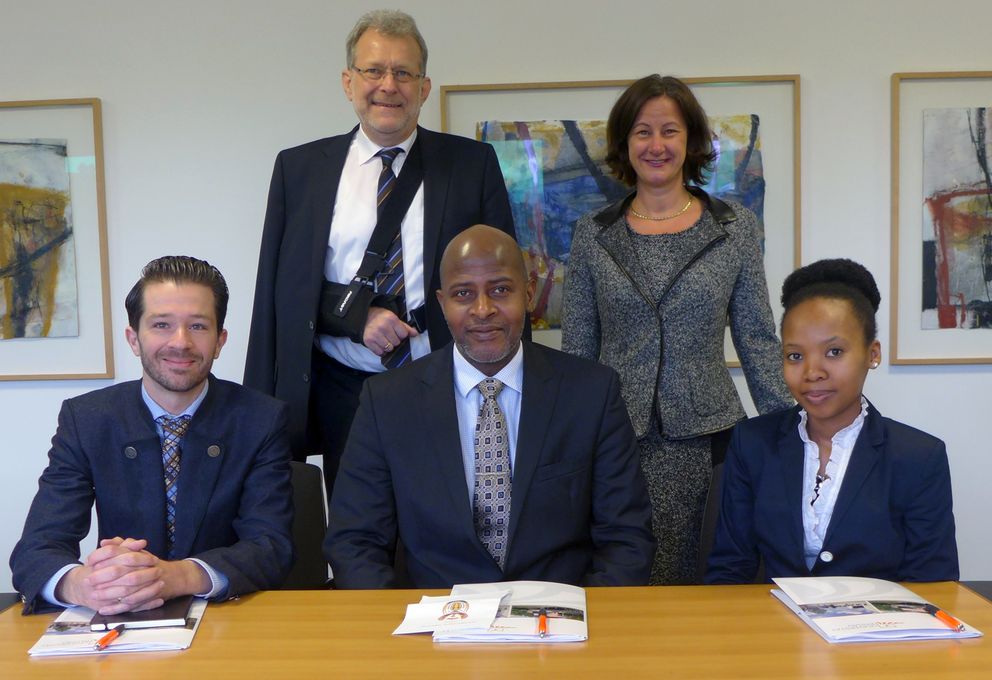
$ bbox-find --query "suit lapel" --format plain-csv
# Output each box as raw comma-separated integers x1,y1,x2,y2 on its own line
506,343,557,548
778,409,808,564
594,196,729,308
119,385,169,556
170,383,226,559
822,405,884,547
419,348,476,536
418,128,448,301
309,129,356,295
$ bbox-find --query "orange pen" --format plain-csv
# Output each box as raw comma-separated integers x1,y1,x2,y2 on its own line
931,607,965,632
94,624,126,650
537,608,548,638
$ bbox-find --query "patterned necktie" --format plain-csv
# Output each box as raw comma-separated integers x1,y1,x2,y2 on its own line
374,147,413,370
157,414,191,558
472,378,511,569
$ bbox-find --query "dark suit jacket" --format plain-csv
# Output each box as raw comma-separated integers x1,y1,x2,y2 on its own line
243,126,514,455
325,341,656,588
705,403,959,584
10,377,295,613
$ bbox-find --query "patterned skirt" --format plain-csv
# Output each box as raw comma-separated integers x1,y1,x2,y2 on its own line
638,427,713,585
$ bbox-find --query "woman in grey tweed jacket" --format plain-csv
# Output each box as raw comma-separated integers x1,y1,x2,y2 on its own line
561,75,791,584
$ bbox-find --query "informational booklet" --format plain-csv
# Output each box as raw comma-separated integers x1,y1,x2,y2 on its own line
772,576,983,644
434,581,588,643
90,594,194,631
28,598,207,656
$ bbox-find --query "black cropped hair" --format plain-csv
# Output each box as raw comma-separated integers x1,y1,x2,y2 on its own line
780,258,880,343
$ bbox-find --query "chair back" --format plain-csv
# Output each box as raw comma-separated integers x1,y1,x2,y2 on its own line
282,461,329,589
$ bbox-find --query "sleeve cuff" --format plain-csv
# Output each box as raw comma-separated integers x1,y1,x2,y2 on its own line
186,558,229,599
40,563,82,608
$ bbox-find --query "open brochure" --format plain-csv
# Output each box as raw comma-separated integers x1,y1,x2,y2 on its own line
393,580,587,643
772,576,982,644
28,598,207,656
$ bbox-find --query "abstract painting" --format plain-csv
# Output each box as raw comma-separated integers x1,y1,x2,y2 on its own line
480,115,765,328
921,107,992,330
0,138,79,339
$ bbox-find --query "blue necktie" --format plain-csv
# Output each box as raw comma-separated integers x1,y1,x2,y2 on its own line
374,147,412,369
157,414,191,558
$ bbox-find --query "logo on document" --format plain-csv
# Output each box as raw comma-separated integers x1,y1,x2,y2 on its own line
438,599,470,620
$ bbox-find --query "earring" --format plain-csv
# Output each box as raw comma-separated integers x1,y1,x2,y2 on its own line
871,361,879,369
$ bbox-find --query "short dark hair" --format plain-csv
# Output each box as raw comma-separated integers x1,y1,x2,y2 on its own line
345,9,428,73
781,258,881,344
605,74,716,187
125,255,229,330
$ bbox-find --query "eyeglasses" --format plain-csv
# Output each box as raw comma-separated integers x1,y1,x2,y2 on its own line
351,66,424,84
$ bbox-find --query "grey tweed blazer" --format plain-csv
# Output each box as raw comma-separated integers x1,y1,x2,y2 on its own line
561,188,792,439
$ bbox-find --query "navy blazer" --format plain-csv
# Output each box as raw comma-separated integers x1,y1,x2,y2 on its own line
10,377,295,613
706,403,959,584
243,126,514,455
325,342,656,588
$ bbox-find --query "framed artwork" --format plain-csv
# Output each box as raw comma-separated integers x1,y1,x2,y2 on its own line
891,72,992,364
440,76,800,365
0,98,114,380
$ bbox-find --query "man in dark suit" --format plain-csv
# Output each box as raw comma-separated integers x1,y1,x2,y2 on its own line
325,226,655,588
243,10,515,502
10,256,293,614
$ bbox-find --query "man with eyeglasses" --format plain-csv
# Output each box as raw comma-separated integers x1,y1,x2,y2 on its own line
245,9,516,506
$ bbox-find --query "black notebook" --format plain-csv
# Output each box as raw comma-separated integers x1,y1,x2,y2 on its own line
90,595,194,631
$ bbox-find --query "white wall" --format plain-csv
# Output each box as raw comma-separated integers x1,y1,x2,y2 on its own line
1,0,989,591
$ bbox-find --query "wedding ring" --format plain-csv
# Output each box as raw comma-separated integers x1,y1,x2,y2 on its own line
384,341,393,352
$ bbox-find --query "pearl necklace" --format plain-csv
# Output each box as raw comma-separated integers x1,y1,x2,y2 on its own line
629,196,693,221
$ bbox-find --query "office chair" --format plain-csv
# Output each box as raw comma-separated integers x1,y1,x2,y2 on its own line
282,461,330,589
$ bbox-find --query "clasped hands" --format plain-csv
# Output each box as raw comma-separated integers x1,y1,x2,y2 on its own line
363,307,419,357
56,537,209,615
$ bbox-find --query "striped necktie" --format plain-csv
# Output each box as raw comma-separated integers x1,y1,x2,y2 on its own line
157,414,191,558
374,147,412,369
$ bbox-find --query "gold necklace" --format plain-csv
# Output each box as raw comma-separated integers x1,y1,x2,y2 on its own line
629,196,693,221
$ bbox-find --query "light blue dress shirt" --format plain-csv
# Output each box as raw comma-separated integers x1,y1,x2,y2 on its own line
452,343,524,504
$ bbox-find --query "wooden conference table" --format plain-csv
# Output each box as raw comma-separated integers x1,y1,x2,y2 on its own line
2,583,991,679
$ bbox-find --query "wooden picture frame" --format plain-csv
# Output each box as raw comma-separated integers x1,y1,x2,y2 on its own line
440,76,801,365
890,72,992,364
0,98,114,380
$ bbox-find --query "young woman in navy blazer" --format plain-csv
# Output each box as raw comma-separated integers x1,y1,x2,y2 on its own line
706,259,958,583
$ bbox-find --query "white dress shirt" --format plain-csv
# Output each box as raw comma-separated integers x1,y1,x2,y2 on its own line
799,396,869,569
318,127,430,372
452,344,525,504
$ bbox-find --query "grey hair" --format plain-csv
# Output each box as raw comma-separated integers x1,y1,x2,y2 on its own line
345,9,428,73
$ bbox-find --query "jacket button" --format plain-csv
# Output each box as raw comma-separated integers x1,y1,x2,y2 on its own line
819,551,834,563
308,321,315,330
303,373,310,383
124,446,138,459
207,445,221,458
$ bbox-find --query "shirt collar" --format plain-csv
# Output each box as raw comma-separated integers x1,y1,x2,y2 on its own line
141,380,210,421
797,395,869,446
355,126,417,166
452,343,524,398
